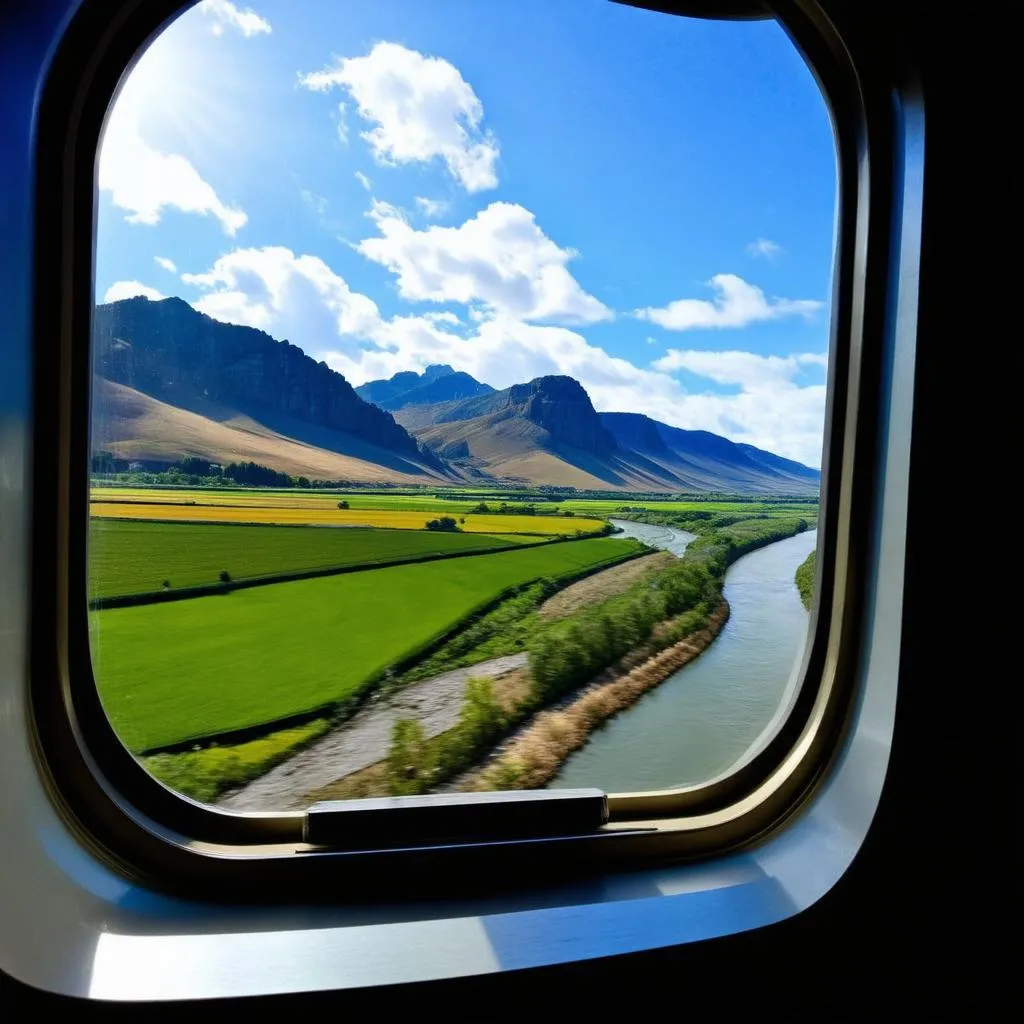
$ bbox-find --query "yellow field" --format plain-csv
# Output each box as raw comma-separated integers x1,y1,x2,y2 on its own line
89,501,605,536
93,488,369,510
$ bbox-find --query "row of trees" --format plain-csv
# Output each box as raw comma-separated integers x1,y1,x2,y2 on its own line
528,559,716,703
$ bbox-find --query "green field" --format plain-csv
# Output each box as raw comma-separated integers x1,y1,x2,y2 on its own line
91,535,646,752
89,519,541,600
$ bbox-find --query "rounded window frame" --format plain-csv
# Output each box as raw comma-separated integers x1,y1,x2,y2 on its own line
26,0,913,902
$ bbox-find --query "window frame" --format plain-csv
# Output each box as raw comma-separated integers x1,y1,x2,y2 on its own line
26,0,913,902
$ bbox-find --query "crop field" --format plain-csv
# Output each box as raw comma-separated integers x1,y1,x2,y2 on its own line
91,535,646,753
91,486,817,521
89,520,544,600
91,500,605,535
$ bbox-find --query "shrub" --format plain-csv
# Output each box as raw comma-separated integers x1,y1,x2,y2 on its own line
218,570,231,584
425,516,460,532
387,718,430,795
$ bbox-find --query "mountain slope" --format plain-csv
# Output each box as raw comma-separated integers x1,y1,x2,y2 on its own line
92,378,439,483
394,376,627,487
92,297,446,480
355,364,494,410
394,387,820,493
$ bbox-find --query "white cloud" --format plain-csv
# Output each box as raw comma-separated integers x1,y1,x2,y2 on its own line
357,201,612,325
653,349,827,389
635,274,822,331
415,196,448,219
182,246,382,341
99,97,247,235
103,281,165,303
300,42,499,192
154,256,177,273
198,0,271,37
746,237,783,259
354,171,372,191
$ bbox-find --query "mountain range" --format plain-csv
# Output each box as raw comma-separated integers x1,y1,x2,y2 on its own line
92,297,819,494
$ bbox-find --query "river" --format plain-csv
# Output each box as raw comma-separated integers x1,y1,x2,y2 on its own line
550,519,818,793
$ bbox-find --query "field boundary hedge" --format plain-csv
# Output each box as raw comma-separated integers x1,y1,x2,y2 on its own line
136,542,650,756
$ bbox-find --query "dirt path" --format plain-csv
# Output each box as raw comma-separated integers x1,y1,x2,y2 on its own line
537,550,675,620
217,653,528,811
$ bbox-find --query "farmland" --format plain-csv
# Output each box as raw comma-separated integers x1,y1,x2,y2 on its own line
89,519,542,600
91,535,647,753
90,485,815,523
90,500,605,535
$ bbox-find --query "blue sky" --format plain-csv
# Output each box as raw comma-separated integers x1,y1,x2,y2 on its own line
96,0,836,466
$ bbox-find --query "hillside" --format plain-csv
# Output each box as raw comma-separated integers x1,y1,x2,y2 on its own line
92,297,447,481
392,383,820,494
395,376,628,488
90,297,820,493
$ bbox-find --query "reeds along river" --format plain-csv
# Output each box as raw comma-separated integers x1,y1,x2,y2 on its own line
551,522,818,793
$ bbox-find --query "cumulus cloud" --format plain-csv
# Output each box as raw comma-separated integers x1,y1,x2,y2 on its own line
746,237,783,259
300,42,499,192
357,201,612,325
99,98,247,235
653,349,827,389
635,274,822,331
154,256,177,273
415,196,448,219
103,280,165,302
198,0,271,37
181,246,382,341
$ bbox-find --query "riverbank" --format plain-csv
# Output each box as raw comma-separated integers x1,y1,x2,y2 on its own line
459,600,730,791
218,653,528,810
796,550,816,609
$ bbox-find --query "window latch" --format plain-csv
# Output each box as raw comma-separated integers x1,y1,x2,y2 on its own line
304,788,608,849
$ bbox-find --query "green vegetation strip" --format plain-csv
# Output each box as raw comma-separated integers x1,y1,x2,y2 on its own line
93,536,646,753
89,519,541,601
142,718,332,805
795,550,816,610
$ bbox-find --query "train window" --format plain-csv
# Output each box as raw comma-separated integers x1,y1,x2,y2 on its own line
87,0,834,829
17,0,901,887
4,0,936,999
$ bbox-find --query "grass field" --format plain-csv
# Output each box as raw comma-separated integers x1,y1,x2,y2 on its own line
91,535,647,753
89,520,543,600
91,501,605,535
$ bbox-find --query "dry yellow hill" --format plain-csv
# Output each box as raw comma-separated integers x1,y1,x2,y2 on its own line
92,378,447,483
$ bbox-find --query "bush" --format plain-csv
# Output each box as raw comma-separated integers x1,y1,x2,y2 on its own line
218,570,231,584
425,516,460,532
337,500,350,509
387,718,430,795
